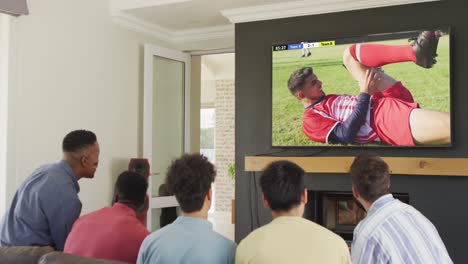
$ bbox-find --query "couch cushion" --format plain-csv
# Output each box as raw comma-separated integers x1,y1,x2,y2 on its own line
0,246,54,264
39,251,127,264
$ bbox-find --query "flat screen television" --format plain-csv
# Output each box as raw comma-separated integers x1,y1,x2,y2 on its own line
271,28,451,147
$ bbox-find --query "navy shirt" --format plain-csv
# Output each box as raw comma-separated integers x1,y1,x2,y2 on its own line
0,160,81,251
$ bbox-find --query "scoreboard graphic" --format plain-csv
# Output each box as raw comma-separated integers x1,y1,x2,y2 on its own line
273,41,336,51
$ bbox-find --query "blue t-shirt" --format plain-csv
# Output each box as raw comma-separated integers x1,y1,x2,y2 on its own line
0,160,81,251
137,216,236,264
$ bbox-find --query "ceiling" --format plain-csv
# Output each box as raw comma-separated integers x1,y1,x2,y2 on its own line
110,0,438,52
124,0,287,31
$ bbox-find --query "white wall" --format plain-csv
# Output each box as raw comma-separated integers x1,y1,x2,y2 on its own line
6,0,173,214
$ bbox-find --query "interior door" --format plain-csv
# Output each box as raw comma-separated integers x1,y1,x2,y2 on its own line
143,44,191,231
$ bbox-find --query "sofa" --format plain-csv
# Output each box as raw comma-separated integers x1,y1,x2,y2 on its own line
0,246,127,264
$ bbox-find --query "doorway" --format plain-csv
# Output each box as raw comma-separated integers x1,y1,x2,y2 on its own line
200,53,235,240
143,44,190,231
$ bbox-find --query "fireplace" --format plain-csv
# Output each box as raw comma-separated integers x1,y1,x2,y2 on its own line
304,191,409,242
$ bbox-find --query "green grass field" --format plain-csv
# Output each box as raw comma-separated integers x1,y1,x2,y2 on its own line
272,35,450,147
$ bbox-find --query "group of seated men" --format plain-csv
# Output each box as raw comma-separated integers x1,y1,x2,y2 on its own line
0,129,453,263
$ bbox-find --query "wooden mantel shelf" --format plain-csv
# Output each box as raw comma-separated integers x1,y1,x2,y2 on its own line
245,156,468,176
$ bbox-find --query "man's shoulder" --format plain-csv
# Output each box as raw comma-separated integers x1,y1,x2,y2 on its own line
37,161,66,173
237,218,349,261
296,218,348,243
72,209,149,244
141,223,234,255
355,199,411,238
115,217,150,240
87,206,148,227
33,162,72,183
190,226,235,252
164,219,234,246
141,222,184,245
24,162,57,179
67,208,107,234
320,94,341,103
239,217,341,243
75,207,109,222
239,222,270,244
19,162,66,194
206,227,234,243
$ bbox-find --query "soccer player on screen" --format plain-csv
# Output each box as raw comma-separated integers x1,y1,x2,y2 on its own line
301,42,312,57
287,31,450,146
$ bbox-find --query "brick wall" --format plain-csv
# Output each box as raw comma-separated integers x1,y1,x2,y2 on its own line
214,79,235,212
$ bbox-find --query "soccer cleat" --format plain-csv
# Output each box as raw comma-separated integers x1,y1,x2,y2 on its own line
410,31,440,69
307,51,311,57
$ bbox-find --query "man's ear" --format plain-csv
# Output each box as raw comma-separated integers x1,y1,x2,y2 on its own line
80,155,87,167
352,185,360,199
296,91,304,99
207,188,212,202
261,193,270,209
301,188,308,204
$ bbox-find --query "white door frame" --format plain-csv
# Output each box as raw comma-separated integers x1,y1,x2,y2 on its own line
0,14,10,215
143,43,191,231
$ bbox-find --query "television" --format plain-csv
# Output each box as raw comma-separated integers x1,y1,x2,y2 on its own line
271,28,451,147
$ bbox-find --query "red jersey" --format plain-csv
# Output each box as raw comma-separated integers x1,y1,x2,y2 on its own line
302,94,379,143
302,82,418,146
64,203,150,263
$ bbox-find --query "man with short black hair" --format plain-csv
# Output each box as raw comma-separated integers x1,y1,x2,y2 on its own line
236,160,351,264
137,153,236,264
64,171,150,263
350,153,452,263
0,129,99,251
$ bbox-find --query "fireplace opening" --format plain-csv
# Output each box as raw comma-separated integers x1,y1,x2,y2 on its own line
304,191,409,242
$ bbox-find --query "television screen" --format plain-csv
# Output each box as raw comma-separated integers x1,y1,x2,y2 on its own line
271,28,451,147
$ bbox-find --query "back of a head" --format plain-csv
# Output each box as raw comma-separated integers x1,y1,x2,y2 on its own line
115,171,148,211
287,67,313,96
62,129,97,153
260,160,305,211
165,153,215,213
350,153,390,202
